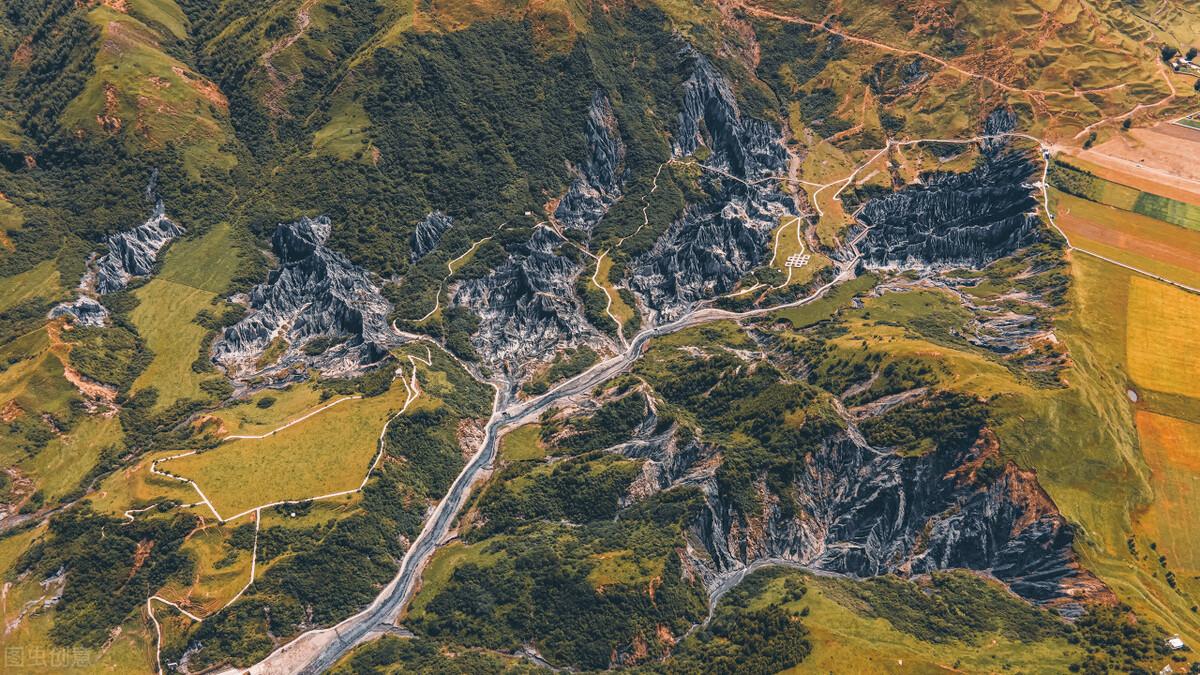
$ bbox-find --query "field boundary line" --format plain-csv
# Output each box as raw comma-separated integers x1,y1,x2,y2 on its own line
222,395,361,441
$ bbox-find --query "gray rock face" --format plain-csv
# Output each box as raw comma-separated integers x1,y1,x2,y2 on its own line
858,146,1040,270
48,296,109,327
453,226,601,379
213,216,395,378
617,404,1098,610
553,91,626,231
982,106,1018,153
629,50,795,322
49,191,182,326
92,201,185,294
410,211,453,262
671,50,788,178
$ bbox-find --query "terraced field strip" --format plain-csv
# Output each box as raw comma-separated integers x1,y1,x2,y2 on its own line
1073,125,1200,206
1050,190,1200,289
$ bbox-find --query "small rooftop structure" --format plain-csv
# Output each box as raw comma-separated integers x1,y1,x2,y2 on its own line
1167,635,1186,650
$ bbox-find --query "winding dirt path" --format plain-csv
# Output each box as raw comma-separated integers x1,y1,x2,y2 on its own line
737,1,1155,101
260,0,319,117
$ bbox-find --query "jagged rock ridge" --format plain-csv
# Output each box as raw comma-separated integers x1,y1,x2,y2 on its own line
48,296,109,327
49,184,183,326
621,414,1101,614
448,92,625,381
91,200,185,294
629,49,795,322
453,226,602,379
858,145,1040,269
554,91,626,231
410,211,453,262
213,216,395,378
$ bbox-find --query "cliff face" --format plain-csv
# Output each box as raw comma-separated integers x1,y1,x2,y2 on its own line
615,406,1100,614
91,200,185,294
213,216,395,378
629,50,795,322
554,91,626,231
411,212,453,262
49,189,184,326
443,92,627,381
453,226,603,378
858,147,1040,270
48,296,109,327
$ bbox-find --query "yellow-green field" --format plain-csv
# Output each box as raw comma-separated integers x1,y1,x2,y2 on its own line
161,375,409,519
585,549,663,590
0,326,122,504
1134,411,1200,574
594,253,635,325
0,260,63,313
405,539,502,621
208,384,326,437
130,223,242,408
1126,276,1200,399
128,0,190,40
312,100,375,162
89,449,205,517
769,216,830,286
763,574,1084,674
64,6,236,176
498,423,545,461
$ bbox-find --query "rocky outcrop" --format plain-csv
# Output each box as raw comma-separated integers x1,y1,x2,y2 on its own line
629,49,795,322
452,226,602,379
554,91,626,231
692,425,1095,610
982,106,1018,152
48,297,108,327
858,144,1040,270
91,200,185,294
49,180,182,325
213,216,395,378
618,407,1099,612
434,93,631,380
670,50,788,177
410,211,453,262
